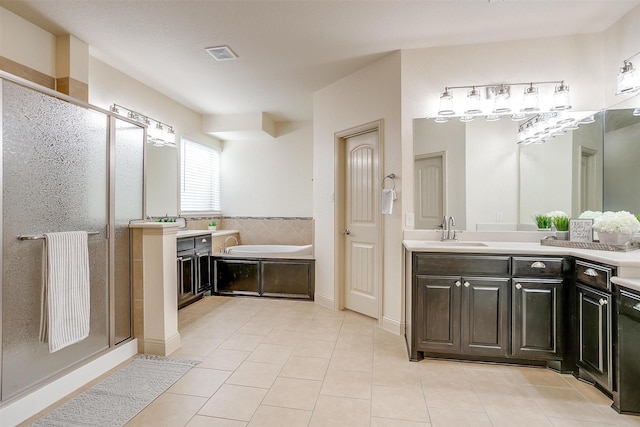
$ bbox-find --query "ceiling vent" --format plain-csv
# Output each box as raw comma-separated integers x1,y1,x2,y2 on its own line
205,45,238,61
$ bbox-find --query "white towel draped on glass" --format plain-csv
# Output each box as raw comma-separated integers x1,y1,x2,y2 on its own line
40,231,91,353
382,189,397,215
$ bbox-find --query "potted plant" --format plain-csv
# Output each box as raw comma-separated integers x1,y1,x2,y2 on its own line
534,214,551,230
552,215,570,240
593,211,640,245
208,221,218,231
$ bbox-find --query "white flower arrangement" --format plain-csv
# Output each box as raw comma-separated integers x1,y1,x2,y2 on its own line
579,210,602,220
592,211,640,235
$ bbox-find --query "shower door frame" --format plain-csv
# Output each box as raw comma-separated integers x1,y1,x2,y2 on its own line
0,70,147,401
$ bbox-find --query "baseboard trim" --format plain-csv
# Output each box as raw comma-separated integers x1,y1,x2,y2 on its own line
0,340,138,426
314,293,335,311
381,316,403,335
143,333,181,356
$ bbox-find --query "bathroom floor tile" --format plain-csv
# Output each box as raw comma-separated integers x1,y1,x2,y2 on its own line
32,296,633,427
198,384,267,421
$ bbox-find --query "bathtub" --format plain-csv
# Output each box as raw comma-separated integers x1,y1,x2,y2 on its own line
213,244,315,300
225,244,313,257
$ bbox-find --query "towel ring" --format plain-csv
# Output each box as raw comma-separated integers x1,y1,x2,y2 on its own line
383,174,396,190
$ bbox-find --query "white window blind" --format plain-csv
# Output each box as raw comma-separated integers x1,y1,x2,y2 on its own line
180,139,221,213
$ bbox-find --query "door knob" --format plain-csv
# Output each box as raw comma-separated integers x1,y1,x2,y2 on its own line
342,228,351,235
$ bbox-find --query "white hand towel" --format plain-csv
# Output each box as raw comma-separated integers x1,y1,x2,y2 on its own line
382,189,397,215
40,231,90,353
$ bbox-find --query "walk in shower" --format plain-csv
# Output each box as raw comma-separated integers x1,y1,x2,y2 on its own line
0,76,145,401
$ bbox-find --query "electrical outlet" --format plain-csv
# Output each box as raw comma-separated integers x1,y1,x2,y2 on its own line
496,211,504,221
406,213,415,227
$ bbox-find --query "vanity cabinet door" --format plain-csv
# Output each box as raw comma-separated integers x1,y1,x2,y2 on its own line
512,279,563,359
414,275,461,355
461,277,511,357
577,283,612,392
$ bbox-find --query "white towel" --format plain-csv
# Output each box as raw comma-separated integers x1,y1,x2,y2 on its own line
40,231,91,353
382,189,397,215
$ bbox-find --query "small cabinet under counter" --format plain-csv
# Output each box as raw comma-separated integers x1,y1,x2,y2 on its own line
511,256,567,363
411,253,511,361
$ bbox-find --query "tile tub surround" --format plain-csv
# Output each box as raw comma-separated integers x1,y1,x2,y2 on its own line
24,296,640,426
197,217,313,246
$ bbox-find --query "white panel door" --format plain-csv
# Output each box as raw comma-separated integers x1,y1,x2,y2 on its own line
414,154,444,230
344,131,379,318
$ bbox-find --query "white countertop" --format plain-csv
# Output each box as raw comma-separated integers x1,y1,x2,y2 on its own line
176,229,239,238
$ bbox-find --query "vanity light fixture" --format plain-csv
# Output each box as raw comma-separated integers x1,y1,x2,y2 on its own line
492,85,511,114
432,79,571,122
459,115,475,123
552,82,571,111
464,87,482,114
616,51,640,95
517,111,596,146
521,84,540,112
433,116,450,123
110,104,176,148
437,89,455,116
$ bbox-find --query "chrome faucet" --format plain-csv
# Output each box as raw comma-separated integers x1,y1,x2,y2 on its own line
223,235,239,253
440,215,457,241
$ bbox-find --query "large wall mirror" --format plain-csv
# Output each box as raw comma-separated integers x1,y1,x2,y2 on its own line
413,95,640,231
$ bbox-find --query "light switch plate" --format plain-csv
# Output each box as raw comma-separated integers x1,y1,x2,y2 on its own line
406,213,415,227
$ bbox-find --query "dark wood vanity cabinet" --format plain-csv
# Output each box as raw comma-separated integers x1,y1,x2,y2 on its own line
412,254,511,360
512,257,565,361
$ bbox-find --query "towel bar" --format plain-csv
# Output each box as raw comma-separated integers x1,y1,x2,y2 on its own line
17,231,100,241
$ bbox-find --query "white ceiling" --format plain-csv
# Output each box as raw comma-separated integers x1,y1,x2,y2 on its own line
2,0,639,123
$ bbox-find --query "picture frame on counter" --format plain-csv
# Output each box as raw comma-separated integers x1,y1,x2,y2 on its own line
570,218,594,242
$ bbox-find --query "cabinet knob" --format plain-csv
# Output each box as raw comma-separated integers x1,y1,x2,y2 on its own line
342,228,351,235
531,261,546,269
455,281,461,287
463,282,470,288
515,283,522,290
599,298,608,306
585,268,599,277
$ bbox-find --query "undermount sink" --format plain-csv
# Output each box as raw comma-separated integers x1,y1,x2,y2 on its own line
425,241,489,247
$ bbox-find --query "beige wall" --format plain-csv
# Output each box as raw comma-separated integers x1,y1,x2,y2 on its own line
221,121,313,217
0,7,56,76
313,51,402,331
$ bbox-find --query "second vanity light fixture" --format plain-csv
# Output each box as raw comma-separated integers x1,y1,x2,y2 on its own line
616,51,640,95
435,80,571,123
110,104,176,148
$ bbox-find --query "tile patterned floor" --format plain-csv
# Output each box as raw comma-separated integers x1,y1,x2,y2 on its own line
28,296,640,426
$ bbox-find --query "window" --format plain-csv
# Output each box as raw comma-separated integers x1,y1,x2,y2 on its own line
180,138,221,213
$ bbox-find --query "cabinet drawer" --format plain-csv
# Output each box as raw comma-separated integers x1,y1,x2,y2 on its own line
195,235,211,252
576,260,614,292
512,257,564,277
177,237,195,251
414,254,510,276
